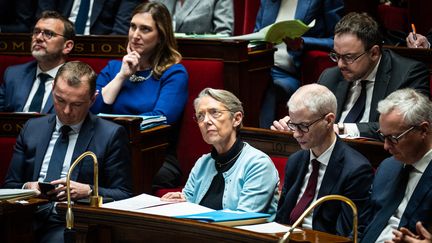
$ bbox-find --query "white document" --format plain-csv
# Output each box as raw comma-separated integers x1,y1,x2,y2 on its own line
235,222,303,233
137,201,214,217
0,189,38,200
102,193,173,211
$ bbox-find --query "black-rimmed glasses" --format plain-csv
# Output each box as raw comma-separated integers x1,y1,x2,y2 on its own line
193,108,231,123
287,116,325,133
376,126,416,144
32,28,66,40
329,50,369,64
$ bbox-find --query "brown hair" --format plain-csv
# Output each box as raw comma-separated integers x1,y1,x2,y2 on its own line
54,61,97,97
132,2,182,78
37,10,75,40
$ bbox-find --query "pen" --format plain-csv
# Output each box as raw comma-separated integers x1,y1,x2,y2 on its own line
411,23,417,41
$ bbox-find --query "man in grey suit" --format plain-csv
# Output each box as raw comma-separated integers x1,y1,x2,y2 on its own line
153,0,234,35
0,11,75,113
272,12,430,140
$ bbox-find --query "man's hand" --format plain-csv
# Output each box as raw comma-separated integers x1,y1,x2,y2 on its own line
406,33,430,49
386,222,432,243
271,116,290,131
50,178,92,201
23,181,42,196
283,37,304,51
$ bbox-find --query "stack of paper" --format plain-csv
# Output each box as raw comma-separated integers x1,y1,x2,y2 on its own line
97,113,167,130
0,189,38,201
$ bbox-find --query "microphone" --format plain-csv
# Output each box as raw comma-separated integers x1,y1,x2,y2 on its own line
65,151,102,242
279,195,358,243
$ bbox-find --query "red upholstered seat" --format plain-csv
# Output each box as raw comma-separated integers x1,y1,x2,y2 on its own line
300,50,336,85
271,156,288,191
233,0,261,35
177,59,224,184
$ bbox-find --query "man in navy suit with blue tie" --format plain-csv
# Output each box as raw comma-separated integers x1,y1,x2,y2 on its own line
275,83,373,237
0,11,75,113
361,88,432,243
3,61,133,243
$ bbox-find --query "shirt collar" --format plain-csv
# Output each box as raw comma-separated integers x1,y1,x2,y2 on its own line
55,117,84,134
37,63,64,79
309,136,337,166
410,149,432,173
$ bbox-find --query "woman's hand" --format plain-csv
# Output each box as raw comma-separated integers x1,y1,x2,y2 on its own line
161,191,186,202
118,44,141,79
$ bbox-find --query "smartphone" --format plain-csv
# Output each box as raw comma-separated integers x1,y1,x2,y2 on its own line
38,182,56,195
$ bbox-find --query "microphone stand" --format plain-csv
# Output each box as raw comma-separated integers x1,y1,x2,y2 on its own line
64,151,102,243
279,194,358,243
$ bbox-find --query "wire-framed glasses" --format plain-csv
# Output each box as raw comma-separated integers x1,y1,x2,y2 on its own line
193,108,231,123
376,126,416,144
32,28,65,40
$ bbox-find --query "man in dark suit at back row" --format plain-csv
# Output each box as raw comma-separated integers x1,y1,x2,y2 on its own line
272,12,430,140
3,61,133,243
0,11,75,113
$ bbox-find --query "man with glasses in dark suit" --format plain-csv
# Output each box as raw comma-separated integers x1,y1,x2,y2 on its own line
272,12,430,140
0,11,75,113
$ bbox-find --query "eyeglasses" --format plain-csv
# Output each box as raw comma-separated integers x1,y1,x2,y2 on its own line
194,108,231,123
287,116,325,133
32,28,66,40
329,50,369,64
377,126,416,144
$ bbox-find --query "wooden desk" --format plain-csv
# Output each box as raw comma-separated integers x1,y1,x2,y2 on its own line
240,127,390,168
56,203,351,243
0,112,170,194
0,198,47,243
0,34,274,127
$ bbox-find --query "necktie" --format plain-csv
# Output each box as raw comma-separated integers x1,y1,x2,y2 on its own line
44,125,72,182
29,73,51,112
75,0,90,34
361,164,413,243
344,80,368,123
289,159,320,224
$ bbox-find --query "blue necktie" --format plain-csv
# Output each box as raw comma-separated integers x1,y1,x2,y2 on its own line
75,0,90,34
362,164,413,242
344,80,368,123
29,73,51,112
44,125,72,182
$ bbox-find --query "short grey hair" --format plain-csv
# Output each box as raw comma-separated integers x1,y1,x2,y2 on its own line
193,88,244,129
288,84,337,116
377,88,432,126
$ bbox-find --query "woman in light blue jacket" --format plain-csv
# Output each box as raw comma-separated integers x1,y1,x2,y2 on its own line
162,88,279,219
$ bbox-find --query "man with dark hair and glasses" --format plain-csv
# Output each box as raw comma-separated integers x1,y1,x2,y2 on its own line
361,88,432,243
0,11,75,113
272,12,429,140
276,83,373,237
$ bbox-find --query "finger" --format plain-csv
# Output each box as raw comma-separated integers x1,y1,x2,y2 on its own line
416,222,431,238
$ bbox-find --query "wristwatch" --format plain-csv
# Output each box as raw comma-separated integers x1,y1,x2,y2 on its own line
337,123,345,135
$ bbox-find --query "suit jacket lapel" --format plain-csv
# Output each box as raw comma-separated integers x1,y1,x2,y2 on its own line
370,53,391,121
33,115,56,179
91,0,105,26
399,160,432,227
285,152,311,213
335,77,350,120
317,139,344,198
70,114,95,181
42,94,54,113
175,0,200,30
294,0,311,21
18,68,37,111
